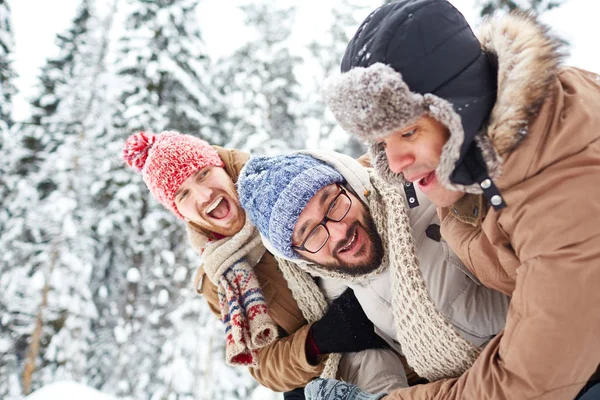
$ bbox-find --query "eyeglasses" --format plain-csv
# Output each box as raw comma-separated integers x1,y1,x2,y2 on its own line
293,185,352,254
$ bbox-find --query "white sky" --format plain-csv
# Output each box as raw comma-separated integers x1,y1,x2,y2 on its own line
11,0,600,121
12,0,81,120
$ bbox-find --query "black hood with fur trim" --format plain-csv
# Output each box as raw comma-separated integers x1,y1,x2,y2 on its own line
327,0,565,210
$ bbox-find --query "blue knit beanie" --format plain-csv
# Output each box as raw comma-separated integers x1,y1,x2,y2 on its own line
238,154,344,259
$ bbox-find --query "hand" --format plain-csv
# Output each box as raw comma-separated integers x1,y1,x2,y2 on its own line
310,288,387,355
305,378,387,400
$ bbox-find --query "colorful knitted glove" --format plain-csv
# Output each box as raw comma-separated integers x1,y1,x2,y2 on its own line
305,378,387,400
310,288,387,355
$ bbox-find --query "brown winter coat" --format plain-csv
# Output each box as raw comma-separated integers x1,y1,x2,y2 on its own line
388,14,600,400
191,147,327,392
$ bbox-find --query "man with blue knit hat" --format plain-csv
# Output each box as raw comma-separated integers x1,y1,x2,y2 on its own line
240,154,383,274
238,150,510,396
320,0,600,399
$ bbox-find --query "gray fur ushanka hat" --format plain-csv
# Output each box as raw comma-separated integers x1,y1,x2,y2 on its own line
323,0,506,209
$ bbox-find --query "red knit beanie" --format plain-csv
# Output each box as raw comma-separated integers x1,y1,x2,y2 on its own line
123,130,224,219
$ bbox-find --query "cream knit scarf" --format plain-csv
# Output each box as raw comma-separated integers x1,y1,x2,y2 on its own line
201,217,278,368
369,171,480,381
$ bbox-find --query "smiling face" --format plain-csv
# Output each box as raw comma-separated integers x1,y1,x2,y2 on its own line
175,166,245,237
378,115,465,207
291,184,383,275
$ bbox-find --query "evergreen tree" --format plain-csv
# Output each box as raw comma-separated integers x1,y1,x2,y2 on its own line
0,0,17,222
379,0,566,15
477,0,564,16
113,0,223,142
214,0,306,154
304,1,368,157
0,0,116,396
0,0,16,128
91,0,229,397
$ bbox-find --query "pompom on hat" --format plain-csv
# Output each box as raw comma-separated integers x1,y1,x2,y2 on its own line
123,130,224,219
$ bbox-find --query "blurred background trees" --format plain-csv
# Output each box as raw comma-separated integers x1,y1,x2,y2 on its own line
0,0,575,398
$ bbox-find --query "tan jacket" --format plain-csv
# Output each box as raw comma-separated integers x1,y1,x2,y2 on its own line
192,147,327,392
388,15,600,400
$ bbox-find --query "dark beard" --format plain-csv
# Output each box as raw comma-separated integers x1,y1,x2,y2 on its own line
317,216,384,276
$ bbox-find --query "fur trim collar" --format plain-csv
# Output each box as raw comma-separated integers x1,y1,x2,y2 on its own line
431,12,566,189
478,12,565,157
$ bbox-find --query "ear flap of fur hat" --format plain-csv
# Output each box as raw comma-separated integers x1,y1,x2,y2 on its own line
324,63,474,193
323,63,426,142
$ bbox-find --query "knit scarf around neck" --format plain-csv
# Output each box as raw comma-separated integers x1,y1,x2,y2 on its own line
201,217,277,368
368,171,481,381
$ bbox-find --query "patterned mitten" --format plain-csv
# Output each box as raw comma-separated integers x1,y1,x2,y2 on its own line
217,260,277,367
305,378,387,400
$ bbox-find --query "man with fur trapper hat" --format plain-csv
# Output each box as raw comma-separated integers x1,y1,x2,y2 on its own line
317,0,600,399
237,150,510,391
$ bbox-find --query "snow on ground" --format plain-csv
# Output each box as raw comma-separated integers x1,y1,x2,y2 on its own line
26,380,283,399
26,381,118,400
251,385,283,400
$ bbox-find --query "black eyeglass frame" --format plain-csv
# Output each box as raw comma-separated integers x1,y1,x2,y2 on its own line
292,185,352,254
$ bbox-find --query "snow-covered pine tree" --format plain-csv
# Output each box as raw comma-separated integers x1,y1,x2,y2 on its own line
0,0,16,128
113,0,224,142
0,0,118,396
214,0,306,155
478,0,564,16
90,0,228,397
0,0,17,230
303,1,368,158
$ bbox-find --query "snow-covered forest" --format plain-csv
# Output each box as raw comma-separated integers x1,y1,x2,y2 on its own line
0,0,594,399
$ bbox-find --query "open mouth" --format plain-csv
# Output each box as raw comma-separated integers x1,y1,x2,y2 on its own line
205,196,231,220
417,171,436,190
338,227,359,254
